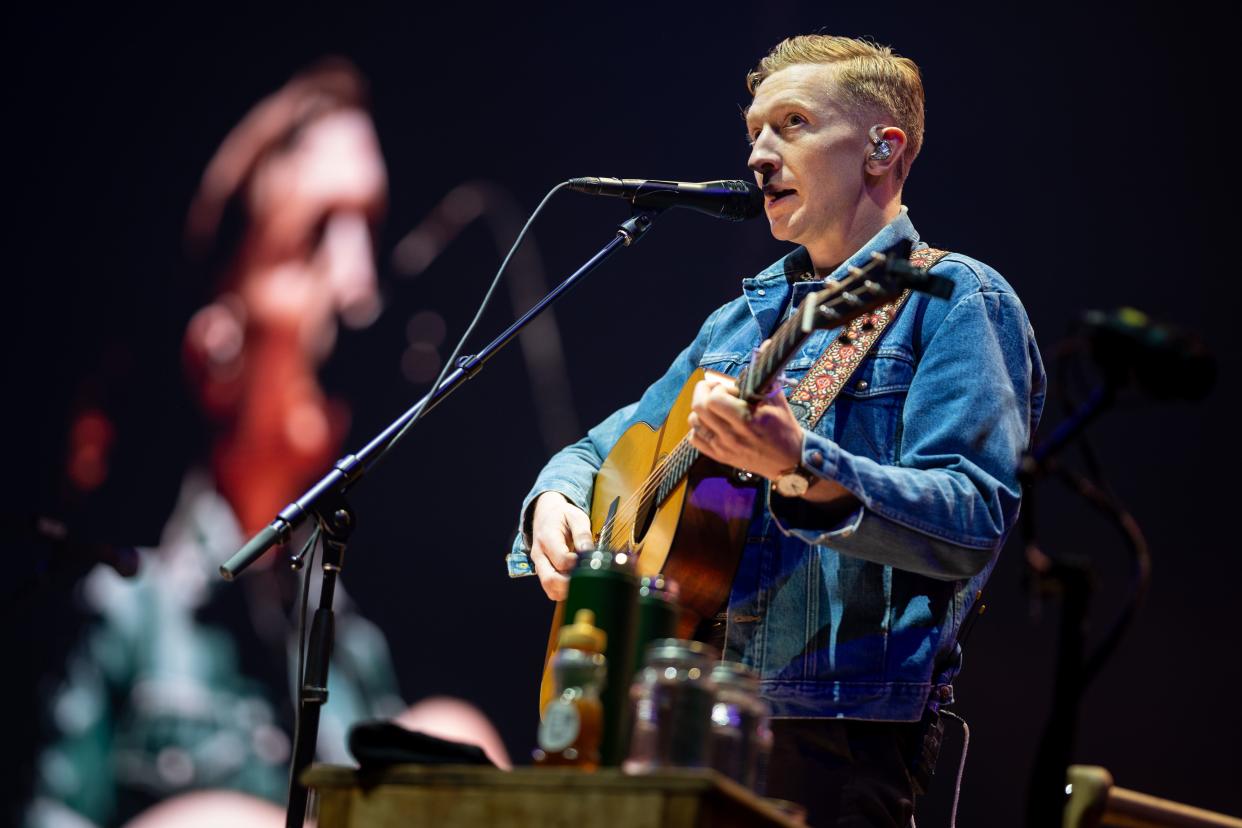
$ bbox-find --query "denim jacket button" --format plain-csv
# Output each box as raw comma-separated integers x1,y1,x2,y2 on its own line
856,380,869,390
756,288,766,296
808,450,824,466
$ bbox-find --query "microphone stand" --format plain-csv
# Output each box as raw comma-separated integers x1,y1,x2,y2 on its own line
219,208,662,828
1020,382,1151,828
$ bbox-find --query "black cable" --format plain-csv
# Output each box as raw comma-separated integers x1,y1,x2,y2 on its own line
287,525,320,794
1050,462,1151,686
368,181,571,471
294,527,321,688
941,710,971,828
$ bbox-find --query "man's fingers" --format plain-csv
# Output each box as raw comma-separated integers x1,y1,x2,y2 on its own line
692,408,732,448
531,514,578,570
531,496,590,568
531,552,569,600
700,396,753,446
692,380,749,438
703,369,737,391
564,507,596,554
691,378,713,411
530,498,593,601
706,383,751,419
534,534,578,573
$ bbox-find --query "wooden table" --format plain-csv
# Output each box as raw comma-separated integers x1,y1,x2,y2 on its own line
304,765,803,828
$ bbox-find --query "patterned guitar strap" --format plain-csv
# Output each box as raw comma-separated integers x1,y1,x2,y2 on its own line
787,247,951,426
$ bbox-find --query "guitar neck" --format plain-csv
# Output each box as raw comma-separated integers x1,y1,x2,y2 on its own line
651,291,837,504
736,304,816,403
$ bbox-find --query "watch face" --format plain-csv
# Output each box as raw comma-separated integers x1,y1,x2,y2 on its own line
775,472,809,497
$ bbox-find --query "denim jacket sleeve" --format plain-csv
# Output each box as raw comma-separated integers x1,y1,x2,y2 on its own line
770,259,1045,581
507,306,726,577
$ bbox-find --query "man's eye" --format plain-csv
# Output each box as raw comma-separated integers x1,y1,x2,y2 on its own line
304,214,331,256
783,114,806,129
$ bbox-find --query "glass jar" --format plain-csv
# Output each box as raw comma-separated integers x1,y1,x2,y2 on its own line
706,660,772,791
632,575,681,672
623,638,719,773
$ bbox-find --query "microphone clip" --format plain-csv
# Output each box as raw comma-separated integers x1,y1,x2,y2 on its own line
618,210,659,246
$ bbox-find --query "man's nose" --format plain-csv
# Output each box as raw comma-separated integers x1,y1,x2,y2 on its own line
321,211,381,329
747,128,780,180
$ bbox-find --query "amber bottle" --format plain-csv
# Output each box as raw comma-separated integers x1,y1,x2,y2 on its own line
534,609,607,769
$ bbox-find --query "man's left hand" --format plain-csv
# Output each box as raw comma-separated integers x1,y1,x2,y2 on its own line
687,370,802,481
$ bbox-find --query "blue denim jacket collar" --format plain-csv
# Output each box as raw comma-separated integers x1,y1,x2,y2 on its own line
741,207,920,331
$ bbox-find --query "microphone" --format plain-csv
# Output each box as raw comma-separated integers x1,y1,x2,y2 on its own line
567,177,764,221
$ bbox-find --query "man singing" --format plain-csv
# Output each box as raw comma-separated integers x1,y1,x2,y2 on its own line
512,34,1045,825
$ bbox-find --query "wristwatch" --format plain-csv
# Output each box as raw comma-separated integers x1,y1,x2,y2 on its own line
773,464,817,498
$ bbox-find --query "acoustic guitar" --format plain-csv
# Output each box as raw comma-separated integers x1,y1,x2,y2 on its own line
539,239,948,709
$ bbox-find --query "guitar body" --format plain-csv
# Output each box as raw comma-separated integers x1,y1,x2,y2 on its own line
540,368,758,712
593,367,759,633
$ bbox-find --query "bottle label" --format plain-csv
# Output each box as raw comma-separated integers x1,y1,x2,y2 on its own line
538,698,581,753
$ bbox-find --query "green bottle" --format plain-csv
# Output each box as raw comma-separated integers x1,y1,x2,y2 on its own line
562,548,638,766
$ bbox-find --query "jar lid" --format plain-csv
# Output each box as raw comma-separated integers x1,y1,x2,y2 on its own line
638,574,680,602
710,660,760,690
574,547,637,574
643,637,719,666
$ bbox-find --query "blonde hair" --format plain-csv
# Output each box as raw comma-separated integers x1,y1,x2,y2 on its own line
747,35,925,162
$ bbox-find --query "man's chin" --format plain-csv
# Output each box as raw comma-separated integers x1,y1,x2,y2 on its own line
766,217,797,244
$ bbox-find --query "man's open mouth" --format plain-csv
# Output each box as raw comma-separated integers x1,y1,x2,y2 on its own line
764,187,796,204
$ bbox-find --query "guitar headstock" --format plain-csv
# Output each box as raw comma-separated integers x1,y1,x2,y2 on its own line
792,238,952,334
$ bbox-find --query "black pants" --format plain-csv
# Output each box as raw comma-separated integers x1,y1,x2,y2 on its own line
694,613,941,826
763,712,942,828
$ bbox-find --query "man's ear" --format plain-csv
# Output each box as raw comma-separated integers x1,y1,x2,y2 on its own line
864,124,909,180
182,295,247,419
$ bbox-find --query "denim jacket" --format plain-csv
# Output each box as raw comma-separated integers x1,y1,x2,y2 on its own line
509,208,1045,721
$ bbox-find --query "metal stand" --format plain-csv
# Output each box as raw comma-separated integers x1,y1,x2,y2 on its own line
1021,385,1150,828
218,208,663,828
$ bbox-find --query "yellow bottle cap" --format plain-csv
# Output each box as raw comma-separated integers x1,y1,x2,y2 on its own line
557,608,607,653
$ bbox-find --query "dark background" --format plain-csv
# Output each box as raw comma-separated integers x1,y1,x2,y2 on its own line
5,4,1238,825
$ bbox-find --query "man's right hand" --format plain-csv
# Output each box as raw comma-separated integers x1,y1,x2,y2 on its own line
529,491,594,601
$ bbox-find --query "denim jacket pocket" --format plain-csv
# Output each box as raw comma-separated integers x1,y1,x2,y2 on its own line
826,351,915,464
698,351,747,377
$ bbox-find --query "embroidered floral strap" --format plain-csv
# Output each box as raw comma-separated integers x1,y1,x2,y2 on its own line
788,247,951,428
